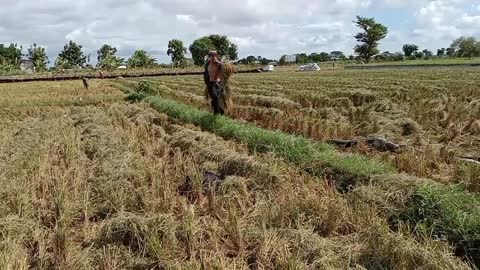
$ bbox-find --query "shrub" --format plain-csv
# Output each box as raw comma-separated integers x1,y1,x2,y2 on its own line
398,184,480,266
126,80,157,102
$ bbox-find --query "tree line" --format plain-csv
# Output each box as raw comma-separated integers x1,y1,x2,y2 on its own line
276,16,480,65
1,16,480,72
0,34,239,72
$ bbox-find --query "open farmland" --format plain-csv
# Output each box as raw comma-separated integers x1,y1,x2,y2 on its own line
0,69,479,269
122,68,480,185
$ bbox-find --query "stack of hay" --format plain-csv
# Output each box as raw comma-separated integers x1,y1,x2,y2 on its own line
219,63,236,113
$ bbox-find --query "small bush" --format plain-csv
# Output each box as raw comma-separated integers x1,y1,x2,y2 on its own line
456,162,480,192
398,184,480,266
126,80,157,102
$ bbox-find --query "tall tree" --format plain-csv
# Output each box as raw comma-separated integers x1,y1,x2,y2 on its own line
54,57,70,70
167,39,187,68
422,49,433,57
450,37,479,58
0,43,23,66
127,50,156,68
308,53,320,62
208,34,237,60
296,53,309,64
189,37,215,66
319,52,331,62
97,44,123,68
446,47,455,56
246,55,257,64
402,44,419,57
98,53,124,70
259,57,273,65
58,41,87,68
437,48,446,56
27,43,49,71
227,44,238,61
330,51,346,60
414,51,424,59
353,16,388,63
189,35,238,66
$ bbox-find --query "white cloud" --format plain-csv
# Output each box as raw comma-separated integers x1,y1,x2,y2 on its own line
0,0,478,63
176,14,195,24
409,0,480,49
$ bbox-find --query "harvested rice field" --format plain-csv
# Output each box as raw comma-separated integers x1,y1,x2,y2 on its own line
129,69,480,185
0,68,479,269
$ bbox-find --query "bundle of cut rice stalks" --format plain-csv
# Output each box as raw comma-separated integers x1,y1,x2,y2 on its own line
219,63,236,113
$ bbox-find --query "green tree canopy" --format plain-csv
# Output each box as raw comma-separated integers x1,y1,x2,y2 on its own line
189,35,238,65
127,50,156,68
246,55,257,64
422,49,433,57
296,53,309,64
227,44,238,61
437,48,446,56
97,44,124,70
450,37,480,58
189,37,214,66
237,55,275,65
27,43,49,71
319,52,331,62
0,43,23,67
307,52,331,62
167,39,187,67
54,56,70,70
353,16,388,63
402,44,418,57
330,51,346,60
58,41,87,68
446,47,455,56
414,51,424,59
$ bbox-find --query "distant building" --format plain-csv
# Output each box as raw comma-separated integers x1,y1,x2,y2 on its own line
285,55,297,63
20,59,35,73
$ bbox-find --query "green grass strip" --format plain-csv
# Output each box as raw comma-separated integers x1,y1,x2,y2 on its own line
143,95,395,179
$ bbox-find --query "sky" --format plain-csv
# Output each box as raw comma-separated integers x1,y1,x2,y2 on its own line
0,0,479,64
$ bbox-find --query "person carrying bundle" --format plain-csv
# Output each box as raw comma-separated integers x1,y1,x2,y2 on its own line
203,50,234,115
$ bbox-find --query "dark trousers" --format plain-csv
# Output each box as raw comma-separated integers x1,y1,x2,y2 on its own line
207,81,224,115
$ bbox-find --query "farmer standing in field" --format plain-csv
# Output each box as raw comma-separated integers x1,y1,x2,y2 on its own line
204,50,225,115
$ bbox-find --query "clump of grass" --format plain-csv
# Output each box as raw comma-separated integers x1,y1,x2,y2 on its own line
455,162,480,192
96,213,149,254
392,183,480,267
124,80,157,102
353,173,480,268
356,224,470,270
